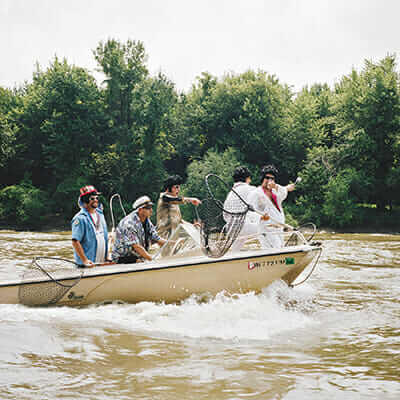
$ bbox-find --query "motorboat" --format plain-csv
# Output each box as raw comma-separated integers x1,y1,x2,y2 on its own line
0,222,322,307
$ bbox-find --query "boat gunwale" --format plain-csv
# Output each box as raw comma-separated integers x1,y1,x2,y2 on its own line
0,245,321,288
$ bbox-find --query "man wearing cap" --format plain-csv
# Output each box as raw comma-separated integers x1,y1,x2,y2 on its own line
111,195,167,263
72,185,109,267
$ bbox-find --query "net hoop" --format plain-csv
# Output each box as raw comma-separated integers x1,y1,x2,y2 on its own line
18,257,83,306
196,174,250,258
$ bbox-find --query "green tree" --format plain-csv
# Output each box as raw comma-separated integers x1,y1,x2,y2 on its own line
333,55,400,210
11,57,108,215
94,38,148,131
322,168,364,227
0,115,14,170
90,72,178,205
387,129,400,206
132,73,178,201
282,84,334,179
291,146,333,226
165,73,219,176
91,39,152,204
16,58,106,182
0,178,48,228
0,87,20,179
173,70,292,177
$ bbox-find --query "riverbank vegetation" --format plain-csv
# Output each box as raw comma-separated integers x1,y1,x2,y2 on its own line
0,39,399,231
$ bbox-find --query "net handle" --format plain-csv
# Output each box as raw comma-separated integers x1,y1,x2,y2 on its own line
31,257,82,288
109,193,127,231
205,174,295,231
34,256,115,269
31,257,117,289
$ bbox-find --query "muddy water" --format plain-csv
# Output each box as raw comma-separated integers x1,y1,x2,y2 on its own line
0,231,399,399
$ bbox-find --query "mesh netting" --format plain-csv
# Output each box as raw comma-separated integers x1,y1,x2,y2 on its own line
18,257,83,306
196,174,249,257
284,223,316,247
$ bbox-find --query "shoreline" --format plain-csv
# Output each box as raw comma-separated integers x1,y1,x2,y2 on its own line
0,223,398,235
317,226,399,235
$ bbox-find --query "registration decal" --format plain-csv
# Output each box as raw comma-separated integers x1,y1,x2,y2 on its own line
248,257,294,270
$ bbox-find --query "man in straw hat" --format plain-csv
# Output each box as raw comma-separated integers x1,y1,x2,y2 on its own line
111,195,167,263
72,185,109,267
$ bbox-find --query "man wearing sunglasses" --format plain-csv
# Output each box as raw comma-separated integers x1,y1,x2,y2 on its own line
248,164,295,248
111,195,167,264
72,185,109,267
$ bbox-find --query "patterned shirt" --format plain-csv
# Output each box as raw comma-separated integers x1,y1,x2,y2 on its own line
111,211,161,261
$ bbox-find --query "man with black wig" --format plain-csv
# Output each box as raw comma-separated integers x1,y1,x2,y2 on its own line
248,164,295,248
156,175,201,239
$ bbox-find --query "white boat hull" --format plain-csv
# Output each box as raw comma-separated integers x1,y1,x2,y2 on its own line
0,245,321,306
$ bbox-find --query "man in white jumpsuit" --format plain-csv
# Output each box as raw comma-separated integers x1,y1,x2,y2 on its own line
223,166,269,251
248,164,295,248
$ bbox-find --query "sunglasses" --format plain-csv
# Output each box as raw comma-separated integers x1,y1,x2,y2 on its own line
89,195,99,201
143,205,153,210
264,175,275,181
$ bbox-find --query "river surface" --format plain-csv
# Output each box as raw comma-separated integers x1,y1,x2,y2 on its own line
0,230,399,400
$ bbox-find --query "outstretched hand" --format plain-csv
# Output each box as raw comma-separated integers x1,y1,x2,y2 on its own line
191,198,202,206
186,197,201,206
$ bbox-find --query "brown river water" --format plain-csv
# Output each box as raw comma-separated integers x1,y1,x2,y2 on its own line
0,230,399,400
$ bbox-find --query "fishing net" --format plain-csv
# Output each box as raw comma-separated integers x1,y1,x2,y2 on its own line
196,174,249,257
284,223,316,247
18,257,83,306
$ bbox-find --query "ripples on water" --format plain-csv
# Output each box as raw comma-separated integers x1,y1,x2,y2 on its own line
0,231,399,400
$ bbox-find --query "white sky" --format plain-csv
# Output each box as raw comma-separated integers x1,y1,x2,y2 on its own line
1,0,399,93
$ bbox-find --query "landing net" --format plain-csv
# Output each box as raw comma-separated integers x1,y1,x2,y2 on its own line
196,174,249,258
18,257,83,306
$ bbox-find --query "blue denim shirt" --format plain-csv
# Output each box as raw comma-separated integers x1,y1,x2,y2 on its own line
71,207,108,265
111,211,160,261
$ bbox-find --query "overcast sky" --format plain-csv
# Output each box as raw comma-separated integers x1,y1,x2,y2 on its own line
1,0,399,93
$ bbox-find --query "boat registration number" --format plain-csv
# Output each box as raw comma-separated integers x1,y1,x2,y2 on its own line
248,257,295,270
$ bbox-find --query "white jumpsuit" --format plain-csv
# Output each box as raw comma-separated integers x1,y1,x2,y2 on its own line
247,185,288,248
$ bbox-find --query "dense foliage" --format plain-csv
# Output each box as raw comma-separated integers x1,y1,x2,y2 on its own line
0,39,399,230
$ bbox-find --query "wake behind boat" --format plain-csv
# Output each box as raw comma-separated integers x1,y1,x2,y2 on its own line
0,223,322,307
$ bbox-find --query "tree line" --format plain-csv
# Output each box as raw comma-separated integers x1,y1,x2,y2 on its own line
0,39,399,230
